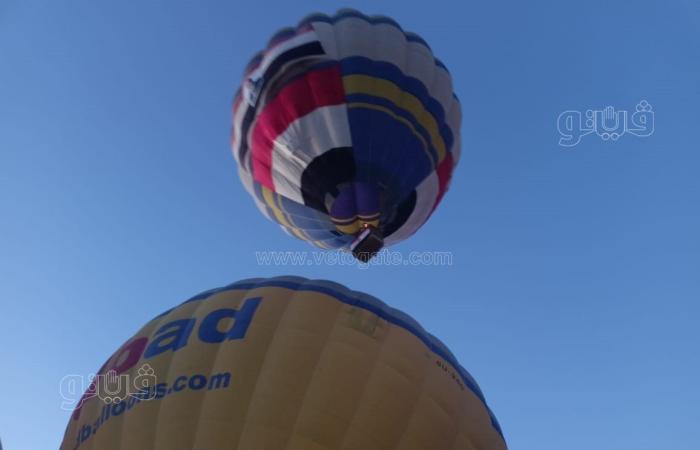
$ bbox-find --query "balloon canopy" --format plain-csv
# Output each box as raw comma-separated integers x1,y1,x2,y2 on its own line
61,277,505,450
232,9,461,258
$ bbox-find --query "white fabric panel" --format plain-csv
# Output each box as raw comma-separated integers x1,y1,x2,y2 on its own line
269,152,305,204
280,104,352,159
324,17,367,60
339,17,375,60
429,65,455,117
309,22,339,59
404,41,437,91
365,23,408,68
384,171,439,245
270,104,352,201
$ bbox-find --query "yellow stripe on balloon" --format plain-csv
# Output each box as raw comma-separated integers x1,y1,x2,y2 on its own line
273,190,314,242
261,186,308,241
332,217,380,235
335,222,361,235
310,239,331,249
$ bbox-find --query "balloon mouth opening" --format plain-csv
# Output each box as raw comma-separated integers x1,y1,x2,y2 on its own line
329,182,382,237
350,224,384,262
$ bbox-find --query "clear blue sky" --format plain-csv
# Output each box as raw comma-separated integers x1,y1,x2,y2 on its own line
1,1,699,449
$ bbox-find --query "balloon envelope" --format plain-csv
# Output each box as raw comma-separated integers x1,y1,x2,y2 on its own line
61,277,505,449
232,9,461,253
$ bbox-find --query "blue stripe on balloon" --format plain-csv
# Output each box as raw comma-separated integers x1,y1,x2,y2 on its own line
345,92,438,165
345,106,433,202
340,56,454,152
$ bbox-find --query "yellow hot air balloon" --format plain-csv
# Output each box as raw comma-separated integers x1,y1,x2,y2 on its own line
61,277,506,450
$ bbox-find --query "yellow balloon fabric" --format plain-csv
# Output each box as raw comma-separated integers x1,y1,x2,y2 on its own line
61,277,506,450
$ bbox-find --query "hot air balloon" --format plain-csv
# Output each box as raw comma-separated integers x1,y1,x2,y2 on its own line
232,10,461,261
61,277,505,450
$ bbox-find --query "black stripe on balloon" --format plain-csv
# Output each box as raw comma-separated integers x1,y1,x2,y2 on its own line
382,190,416,238
236,108,256,172
301,147,356,214
257,42,325,102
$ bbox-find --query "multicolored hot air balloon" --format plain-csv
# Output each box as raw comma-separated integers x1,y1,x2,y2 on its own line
61,277,506,450
232,10,461,260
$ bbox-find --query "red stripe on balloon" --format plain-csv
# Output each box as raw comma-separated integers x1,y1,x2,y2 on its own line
251,64,345,189
433,153,454,212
